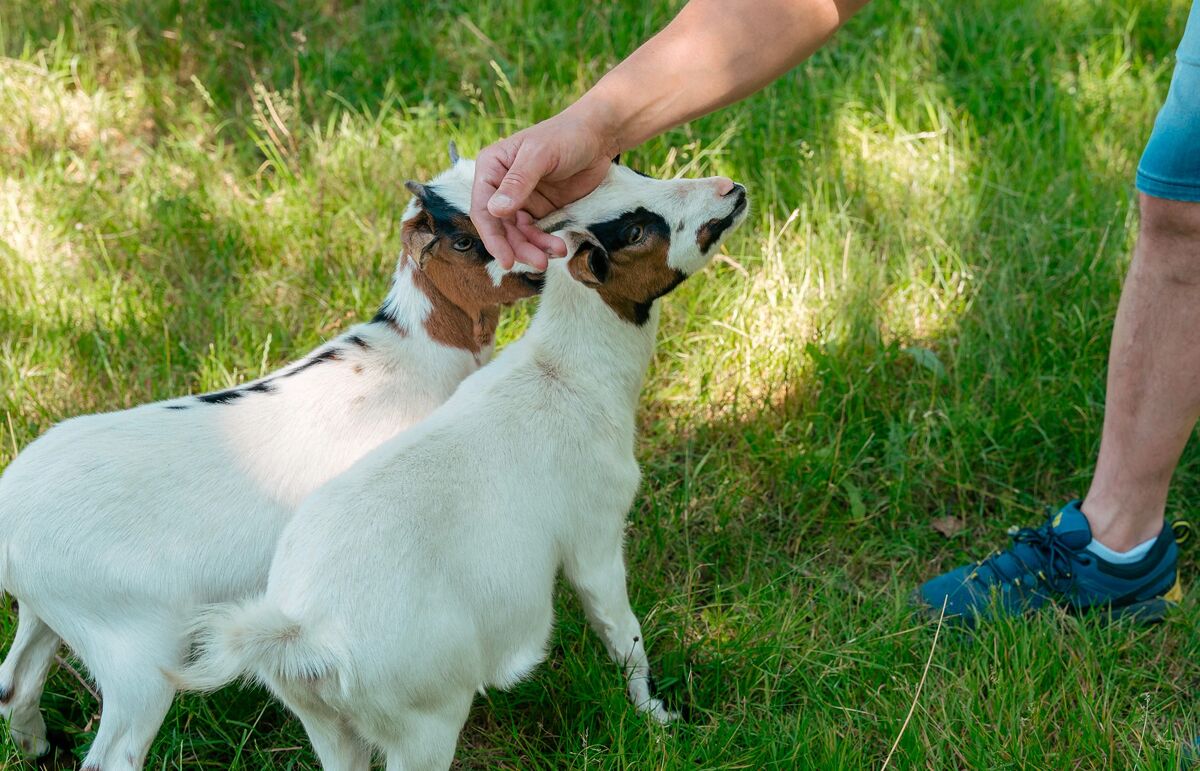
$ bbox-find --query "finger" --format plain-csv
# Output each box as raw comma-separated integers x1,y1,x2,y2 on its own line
516,211,566,256
503,220,550,271
488,142,553,218
471,151,517,269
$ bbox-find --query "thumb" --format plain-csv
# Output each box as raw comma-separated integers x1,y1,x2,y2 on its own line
487,144,551,218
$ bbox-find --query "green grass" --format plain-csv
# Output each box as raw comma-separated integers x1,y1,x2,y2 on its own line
1,0,1198,767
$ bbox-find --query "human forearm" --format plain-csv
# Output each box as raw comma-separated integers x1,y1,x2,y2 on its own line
572,0,871,154
471,0,871,267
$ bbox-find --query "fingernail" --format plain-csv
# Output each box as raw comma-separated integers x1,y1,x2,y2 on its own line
488,194,513,213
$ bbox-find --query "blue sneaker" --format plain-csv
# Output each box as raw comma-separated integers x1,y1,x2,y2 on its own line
1184,735,1200,768
914,501,1187,625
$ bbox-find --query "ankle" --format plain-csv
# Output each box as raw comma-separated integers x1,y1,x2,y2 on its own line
1079,495,1164,552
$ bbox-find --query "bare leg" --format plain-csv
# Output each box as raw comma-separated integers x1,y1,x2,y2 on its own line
0,606,60,756
1083,195,1200,550
565,537,676,723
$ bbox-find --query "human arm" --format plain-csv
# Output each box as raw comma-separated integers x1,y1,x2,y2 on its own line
471,0,872,268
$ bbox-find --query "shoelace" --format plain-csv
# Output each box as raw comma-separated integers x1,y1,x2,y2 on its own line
975,512,1084,594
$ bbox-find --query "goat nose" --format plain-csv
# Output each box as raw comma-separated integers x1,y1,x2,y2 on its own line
712,177,736,196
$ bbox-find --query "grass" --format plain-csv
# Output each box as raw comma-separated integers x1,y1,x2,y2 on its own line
1,0,1198,767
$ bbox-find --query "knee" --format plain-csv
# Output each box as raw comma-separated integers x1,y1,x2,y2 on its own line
1136,194,1200,284
1139,194,1200,242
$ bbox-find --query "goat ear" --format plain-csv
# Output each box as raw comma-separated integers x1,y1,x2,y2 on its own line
405,180,429,202
401,208,437,268
562,232,610,287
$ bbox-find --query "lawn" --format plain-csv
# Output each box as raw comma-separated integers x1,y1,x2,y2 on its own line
1,0,1197,768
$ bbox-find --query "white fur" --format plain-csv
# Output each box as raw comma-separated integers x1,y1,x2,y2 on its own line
177,165,748,771
0,158,524,769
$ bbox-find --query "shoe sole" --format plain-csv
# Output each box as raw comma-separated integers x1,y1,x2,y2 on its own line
909,577,1185,627
1104,576,1185,624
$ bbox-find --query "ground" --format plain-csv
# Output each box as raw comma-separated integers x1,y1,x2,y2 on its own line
0,0,1197,768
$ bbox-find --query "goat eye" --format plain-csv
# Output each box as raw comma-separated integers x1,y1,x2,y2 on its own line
451,236,474,252
626,225,644,245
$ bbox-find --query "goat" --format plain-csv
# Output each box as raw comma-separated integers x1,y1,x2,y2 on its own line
0,147,540,770
178,162,749,770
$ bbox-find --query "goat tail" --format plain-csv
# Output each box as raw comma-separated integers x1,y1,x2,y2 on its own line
170,599,338,693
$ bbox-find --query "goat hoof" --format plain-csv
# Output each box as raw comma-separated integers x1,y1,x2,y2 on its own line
14,732,50,758
641,697,679,725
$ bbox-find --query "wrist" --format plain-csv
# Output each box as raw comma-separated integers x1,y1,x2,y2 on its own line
563,85,633,158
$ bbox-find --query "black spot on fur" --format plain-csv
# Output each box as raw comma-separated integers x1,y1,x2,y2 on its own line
675,221,684,233
628,269,685,326
195,379,276,405
0,683,12,704
415,186,461,227
696,188,746,253
542,219,572,234
371,307,411,336
347,334,369,349
196,388,245,405
419,187,495,264
630,302,655,326
164,404,189,411
587,207,671,256
581,208,683,326
282,348,343,378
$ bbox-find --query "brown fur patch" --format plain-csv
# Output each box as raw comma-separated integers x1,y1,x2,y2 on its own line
572,232,686,325
400,215,540,353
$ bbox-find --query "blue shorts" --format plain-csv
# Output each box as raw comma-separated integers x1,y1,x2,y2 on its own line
1137,1,1200,202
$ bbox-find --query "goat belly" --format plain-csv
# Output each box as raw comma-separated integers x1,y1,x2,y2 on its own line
484,604,554,690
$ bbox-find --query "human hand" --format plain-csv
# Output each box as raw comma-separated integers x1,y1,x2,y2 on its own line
471,108,619,269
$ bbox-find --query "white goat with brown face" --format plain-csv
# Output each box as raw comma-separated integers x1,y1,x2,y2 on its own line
0,150,539,771
178,163,749,771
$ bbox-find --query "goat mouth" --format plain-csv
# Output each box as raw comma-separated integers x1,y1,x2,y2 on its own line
696,190,748,253
517,272,546,293
728,189,748,217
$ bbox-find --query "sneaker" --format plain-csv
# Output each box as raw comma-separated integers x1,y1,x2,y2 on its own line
1184,735,1200,768
913,501,1186,625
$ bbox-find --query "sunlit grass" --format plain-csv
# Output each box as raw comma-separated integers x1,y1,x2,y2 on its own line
1,0,1197,768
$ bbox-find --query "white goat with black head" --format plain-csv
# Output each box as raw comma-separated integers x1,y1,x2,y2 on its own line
178,163,749,771
0,146,539,770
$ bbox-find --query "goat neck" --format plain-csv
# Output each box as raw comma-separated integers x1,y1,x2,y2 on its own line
523,261,659,412
376,254,499,362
